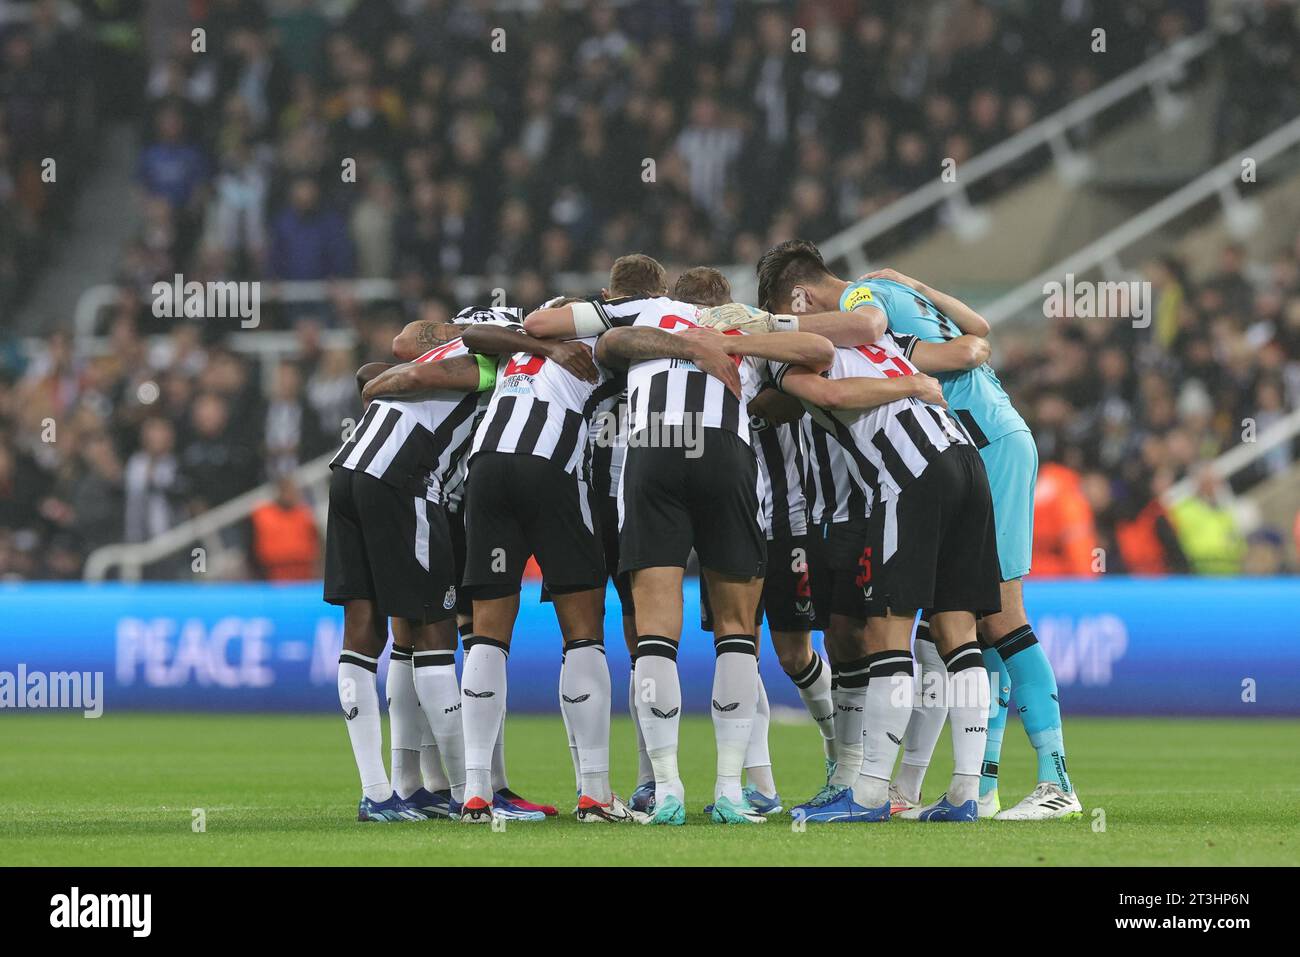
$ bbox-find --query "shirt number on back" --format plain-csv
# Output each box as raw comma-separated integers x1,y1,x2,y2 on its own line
854,344,912,378
504,354,546,377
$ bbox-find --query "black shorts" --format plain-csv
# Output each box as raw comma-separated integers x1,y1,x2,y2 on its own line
463,452,605,598
806,516,872,627
324,466,458,623
444,504,474,617
600,493,635,611
700,534,815,633
538,491,635,612
863,443,1002,617
619,427,766,579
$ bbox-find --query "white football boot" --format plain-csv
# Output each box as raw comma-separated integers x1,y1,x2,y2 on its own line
994,783,1082,820
575,793,634,823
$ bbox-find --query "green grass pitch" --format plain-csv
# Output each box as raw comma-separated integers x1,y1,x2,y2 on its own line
2,714,1297,866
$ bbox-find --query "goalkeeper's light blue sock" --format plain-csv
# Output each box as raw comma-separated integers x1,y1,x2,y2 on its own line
980,647,1010,798
995,625,1071,793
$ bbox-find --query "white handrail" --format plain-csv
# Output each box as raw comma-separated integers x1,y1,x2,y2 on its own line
967,114,1300,502
978,113,1300,325
1164,406,1300,504
82,453,334,582
813,30,1217,274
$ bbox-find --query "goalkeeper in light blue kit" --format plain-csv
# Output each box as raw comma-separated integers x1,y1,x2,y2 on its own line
842,267,1081,820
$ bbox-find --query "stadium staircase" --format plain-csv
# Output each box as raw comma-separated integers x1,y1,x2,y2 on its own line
972,111,1300,532
18,123,142,335
728,28,1222,305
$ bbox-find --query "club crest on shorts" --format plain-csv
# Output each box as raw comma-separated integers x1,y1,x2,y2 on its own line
443,586,457,610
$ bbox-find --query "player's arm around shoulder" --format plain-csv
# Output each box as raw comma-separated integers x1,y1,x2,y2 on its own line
748,386,805,425
596,326,741,398
521,296,606,340
907,334,990,373
392,320,461,360
860,267,991,338
595,324,704,366
522,304,578,339
792,308,887,347
715,329,835,372
459,321,529,356
776,363,947,412
361,355,486,402
463,322,599,383
356,362,393,397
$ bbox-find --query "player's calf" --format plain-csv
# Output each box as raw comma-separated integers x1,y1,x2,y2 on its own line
632,633,685,808
774,631,837,764
460,633,510,807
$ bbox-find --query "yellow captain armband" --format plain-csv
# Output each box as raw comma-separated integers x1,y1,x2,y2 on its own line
842,285,875,311
475,353,498,392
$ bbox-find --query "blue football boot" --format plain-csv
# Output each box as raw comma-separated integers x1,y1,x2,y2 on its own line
914,792,979,822
405,788,456,820
628,780,657,814
790,788,889,823
357,792,423,822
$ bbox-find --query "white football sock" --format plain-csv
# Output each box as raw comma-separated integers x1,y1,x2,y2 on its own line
743,670,776,795
559,656,582,793
854,652,914,809
460,638,508,803
629,671,653,785
337,654,390,802
385,646,423,799
413,651,464,802
829,656,870,787
491,718,508,793
633,637,684,803
897,628,948,802
944,643,990,805
712,634,758,802
789,652,836,761
561,640,612,803
418,730,450,792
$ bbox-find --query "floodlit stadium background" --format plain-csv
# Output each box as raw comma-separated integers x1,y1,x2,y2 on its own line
1,0,1297,715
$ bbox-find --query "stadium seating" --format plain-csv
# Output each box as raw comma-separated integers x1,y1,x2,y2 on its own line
2,0,1298,580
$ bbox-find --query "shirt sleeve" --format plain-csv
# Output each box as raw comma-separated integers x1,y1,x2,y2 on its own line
766,358,793,390
570,299,608,336
454,306,524,325
839,281,881,313
889,331,919,359
580,296,644,334
462,321,527,355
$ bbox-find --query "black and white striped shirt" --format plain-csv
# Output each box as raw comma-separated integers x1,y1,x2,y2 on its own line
610,298,764,443
470,334,620,475
802,416,870,525
587,392,628,498
331,336,485,503
772,334,968,502
750,412,808,539
569,294,664,495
